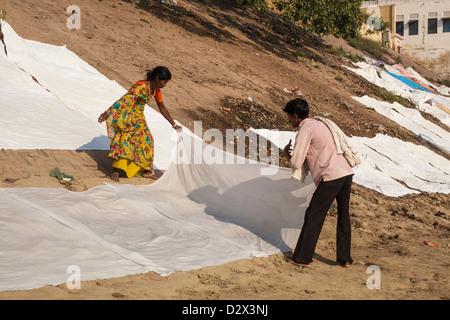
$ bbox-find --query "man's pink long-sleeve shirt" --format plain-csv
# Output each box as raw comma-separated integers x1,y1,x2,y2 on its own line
289,118,354,186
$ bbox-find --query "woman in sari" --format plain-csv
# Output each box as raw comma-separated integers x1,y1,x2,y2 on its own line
98,66,181,182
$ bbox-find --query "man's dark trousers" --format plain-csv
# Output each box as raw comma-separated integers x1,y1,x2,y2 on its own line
293,174,354,265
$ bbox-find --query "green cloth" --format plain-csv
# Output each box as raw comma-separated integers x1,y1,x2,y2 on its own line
50,167,73,180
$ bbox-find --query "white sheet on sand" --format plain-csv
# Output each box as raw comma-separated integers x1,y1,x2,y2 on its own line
251,129,450,196
352,95,450,154
0,20,449,292
343,61,450,127
0,20,313,291
0,133,315,291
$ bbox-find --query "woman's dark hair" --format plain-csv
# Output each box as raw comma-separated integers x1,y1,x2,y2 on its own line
283,98,309,119
146,66,172,81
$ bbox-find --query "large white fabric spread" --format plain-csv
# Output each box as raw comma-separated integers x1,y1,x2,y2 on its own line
0,20,449,292
0,133,315,291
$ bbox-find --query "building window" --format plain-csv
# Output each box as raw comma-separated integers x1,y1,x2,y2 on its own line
428,18,438,34
396,21,404,36
444,18,450,33
409,20,419,35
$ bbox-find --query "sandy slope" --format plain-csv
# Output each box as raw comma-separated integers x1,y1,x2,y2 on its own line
0,0,448,300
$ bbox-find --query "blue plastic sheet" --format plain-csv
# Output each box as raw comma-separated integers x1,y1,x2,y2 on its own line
385,71,432,93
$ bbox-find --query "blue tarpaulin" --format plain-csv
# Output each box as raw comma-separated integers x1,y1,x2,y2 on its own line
385,71,432,93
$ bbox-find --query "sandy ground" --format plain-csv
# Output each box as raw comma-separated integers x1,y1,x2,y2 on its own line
0,0,449,301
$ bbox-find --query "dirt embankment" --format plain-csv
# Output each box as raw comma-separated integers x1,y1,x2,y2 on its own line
0,0,448,300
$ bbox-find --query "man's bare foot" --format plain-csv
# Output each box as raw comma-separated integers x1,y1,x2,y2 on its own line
284,256,311,268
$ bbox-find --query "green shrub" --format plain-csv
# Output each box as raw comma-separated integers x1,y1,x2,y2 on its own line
348,37,383,59
438,78,450,87
292,51,307,58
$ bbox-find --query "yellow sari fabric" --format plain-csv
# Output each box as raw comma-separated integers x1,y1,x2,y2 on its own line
104,81,162,177
112,159,142,178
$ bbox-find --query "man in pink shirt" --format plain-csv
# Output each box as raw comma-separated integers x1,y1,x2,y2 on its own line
282,98,354,268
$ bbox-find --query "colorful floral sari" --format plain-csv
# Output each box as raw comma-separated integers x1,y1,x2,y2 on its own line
105,81,162,177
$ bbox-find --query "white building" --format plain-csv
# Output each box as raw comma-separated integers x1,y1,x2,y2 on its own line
362,0,450,79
